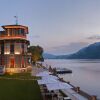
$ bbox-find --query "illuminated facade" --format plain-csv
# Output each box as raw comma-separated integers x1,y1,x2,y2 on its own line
0,25,31,73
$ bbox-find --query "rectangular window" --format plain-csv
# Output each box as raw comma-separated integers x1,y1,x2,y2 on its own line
19,29,21,35
10,44,14,54
9,29,13,36
21,43,24,54
1,43,4,54
21,29,25,36
0,56,4,65
21,29,24,33
4,43,10,54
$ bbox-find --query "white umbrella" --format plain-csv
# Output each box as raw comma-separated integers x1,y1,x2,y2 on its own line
42,75,58,80
46,82,72,100
37,77,59,85
36,71,51,77
46,82,72,91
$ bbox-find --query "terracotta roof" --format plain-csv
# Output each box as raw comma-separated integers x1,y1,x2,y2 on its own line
2,24,28,28
2,25,29,34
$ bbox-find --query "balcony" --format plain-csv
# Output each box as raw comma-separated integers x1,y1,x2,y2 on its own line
0,35,27,40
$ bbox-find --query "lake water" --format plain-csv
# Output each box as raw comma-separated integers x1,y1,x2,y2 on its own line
44,59,100,99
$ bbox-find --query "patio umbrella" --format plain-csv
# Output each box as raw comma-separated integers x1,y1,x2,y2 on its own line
42,75,58,80
46,82,72,91
37,77,59,85
46,82,72,100
36,71,51,77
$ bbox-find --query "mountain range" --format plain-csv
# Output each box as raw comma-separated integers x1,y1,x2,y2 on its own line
43,42,100,59
43,53,57,59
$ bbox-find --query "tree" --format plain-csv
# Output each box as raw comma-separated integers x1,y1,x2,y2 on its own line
28,45,44,63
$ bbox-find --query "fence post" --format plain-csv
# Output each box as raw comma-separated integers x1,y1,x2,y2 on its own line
76,87,80,93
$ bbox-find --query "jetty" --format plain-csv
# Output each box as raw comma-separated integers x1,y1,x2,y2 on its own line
56,68,72,74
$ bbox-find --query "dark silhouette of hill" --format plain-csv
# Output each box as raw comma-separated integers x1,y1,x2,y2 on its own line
44,42,100,59
56,42,100,59
43,53,56,59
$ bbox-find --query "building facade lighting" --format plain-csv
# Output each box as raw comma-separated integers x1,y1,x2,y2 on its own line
0,24,32,74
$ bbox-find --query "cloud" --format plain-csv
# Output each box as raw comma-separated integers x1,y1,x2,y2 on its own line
29,35,40,38
33,35,40,38
46,42,89,55
87,35,100,40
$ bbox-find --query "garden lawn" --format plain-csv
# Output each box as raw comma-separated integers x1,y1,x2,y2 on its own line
0,75,42,100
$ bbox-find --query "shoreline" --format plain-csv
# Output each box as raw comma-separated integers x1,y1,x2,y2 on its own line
37,63,97,100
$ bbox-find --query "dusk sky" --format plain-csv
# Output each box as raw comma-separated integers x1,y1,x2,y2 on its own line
0,0,100,54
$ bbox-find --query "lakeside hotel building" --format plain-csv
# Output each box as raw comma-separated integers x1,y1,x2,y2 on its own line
0,24,32,73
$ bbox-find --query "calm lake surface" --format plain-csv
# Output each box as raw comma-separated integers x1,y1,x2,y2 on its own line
44,59,100,99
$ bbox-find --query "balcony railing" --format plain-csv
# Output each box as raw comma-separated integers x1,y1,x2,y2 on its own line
0,35,27,40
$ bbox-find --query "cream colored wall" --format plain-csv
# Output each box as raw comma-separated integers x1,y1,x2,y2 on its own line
14,43,21,54
3,42,28,55
4,43,10,54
